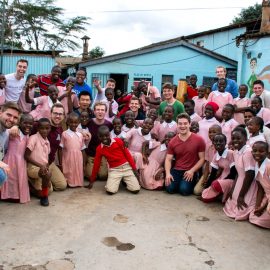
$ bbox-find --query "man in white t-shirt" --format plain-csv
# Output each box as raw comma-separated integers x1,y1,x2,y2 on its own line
5,59,28,102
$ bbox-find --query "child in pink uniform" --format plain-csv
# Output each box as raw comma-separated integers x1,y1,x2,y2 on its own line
18,74,38,113
223,127,257,221
251,96,270,128
122,111,137,132
136,132,175,190
59,113,86,187
1,114,34,203
192,86,207,117
151,105,177,142
198,102,220,144
77,111,91,147
202,134,235,203
220,104,239,145
190,121,199,134
110,118,126,139
184,100,202,123
101,88,119,123
147,108,159,124
25,118,52,206
125,118,154,154
27,85,61,121
58,77,79,116
207,78,234,121
194,124,221,195
246,116,266,147
234,84,250,124
137,108,160,138
249,141,270,229
0,74,6,105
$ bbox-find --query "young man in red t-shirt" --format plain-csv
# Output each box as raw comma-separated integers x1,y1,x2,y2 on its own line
88,126,140,194
165,113,205,195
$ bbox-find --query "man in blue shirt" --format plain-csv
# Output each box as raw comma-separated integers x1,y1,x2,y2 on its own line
211,66,238,98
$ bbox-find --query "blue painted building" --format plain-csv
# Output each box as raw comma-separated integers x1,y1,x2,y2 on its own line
79,20,259,95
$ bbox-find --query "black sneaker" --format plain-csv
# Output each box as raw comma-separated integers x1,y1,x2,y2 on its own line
40,196,49,206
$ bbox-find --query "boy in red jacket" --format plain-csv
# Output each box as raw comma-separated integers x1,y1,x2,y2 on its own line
88,126,140,194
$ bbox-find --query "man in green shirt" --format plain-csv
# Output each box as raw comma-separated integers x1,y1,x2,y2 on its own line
158,82,185,121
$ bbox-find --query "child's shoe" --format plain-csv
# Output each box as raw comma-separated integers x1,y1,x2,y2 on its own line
40,196,49,206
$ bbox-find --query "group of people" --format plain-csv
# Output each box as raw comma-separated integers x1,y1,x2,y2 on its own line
0,60,270,229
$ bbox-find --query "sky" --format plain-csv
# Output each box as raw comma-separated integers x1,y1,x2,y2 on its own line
57,0,260,57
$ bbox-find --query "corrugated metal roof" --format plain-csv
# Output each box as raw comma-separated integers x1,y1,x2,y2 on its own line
2,46,64,56
79,19,258,68
80,39,237,67
2,55,56,75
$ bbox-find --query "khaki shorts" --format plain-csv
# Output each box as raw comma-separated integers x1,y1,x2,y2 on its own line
85,156,108,180
49,162,67,191
105,163,140,194
27,163,53,192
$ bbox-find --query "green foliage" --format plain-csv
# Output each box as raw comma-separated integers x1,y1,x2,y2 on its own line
232,3,262,24
89,46,105,59
2,0,90,51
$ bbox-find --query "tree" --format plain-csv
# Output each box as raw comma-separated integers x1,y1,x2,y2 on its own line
2,0,90,51
231,4,262,24
89,46,105,59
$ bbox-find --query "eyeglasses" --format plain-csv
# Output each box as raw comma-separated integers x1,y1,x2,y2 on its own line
52,112,64,116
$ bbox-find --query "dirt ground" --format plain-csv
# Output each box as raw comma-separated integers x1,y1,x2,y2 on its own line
0,182,269,270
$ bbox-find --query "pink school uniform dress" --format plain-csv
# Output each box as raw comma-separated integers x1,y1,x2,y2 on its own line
190,113,202,123
192,96,207,117
198,117,220,144
122,125,136,133
223,145,257,220
76,124,91,147
234,97,250,124
256,108,270,125
202,149,234,202
125,127,152,154
18,86,35,113
151,121,177,142
207,91,234,118
0,88,6,105
101,98,119,123
1,131,30,203
60,129,86,187
220,118,239,145
249,158,270,228
30,96,61,121
205,141,216,167
135,141,166,190
110,130,126,139
57,86,79,116
247,133,266,148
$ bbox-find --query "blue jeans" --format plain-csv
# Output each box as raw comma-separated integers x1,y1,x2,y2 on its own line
166,169,197,196
0,168,7,187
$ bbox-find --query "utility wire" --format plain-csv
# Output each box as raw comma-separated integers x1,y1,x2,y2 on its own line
64,6,244,15
89,7,244,13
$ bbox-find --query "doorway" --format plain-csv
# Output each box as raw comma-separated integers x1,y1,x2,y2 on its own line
110,73,129,93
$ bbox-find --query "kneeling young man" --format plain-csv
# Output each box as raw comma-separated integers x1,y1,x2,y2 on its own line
165,113,205,196
88,126,140,194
